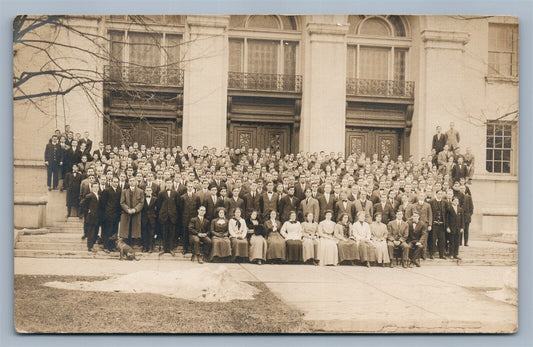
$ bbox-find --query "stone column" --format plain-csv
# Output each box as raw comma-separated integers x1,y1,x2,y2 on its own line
182,15,229,151
412,18,470,158
300,16,349,154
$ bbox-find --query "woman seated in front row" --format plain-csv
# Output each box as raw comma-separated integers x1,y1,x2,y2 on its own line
264,210,286,263
301,212,319,265
317,210,338,266
209,207,232,262
334,213,359,265
280,210,303,263
353,210,377,267
228,207,249,262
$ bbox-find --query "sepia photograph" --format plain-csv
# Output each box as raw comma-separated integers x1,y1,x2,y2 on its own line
13,14,519,334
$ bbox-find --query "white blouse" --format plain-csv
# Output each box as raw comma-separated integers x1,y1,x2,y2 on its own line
280,221,303,240
352,221,372,242
228,218,247,238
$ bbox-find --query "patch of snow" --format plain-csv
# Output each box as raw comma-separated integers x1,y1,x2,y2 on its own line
43,266,260,302
485,268,518,306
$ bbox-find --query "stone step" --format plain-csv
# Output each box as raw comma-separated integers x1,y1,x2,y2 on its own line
18,233,86,243
47,227,85,234
458,259,518,266
16,241,90,251
14,249,190,261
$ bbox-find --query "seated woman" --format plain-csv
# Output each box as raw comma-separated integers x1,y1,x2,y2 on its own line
246,210,261,240
301,212,319,265
249,224,267,265
280,210,303,263
334,213,359,265
317,210,339,266
353,211,377,267
209,207,231,261
228,208,249,261
370,212,390,267
264,210,286,263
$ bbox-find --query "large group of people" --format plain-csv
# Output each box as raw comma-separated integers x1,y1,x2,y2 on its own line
43,122,474,267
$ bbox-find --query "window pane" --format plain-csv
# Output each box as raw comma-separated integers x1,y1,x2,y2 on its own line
283,41,297,76
504,136,512,148
165,15,184,25
359,47,389,80
494,162,502,173
494,125,502,137
486,136,494,148
503,162,511,173
109,31,125,64
360,18,391,36
504,125,512,135
347,46,356,78
229,39,243,72
486,162,493,172
486,149,493,160
494,150,502,160
129,32,161,66
247,40,278,74
165,35,181,67
495,137,503,149
503,150,511,161
488,24,519,76
394,49,406,81
388,15,406,37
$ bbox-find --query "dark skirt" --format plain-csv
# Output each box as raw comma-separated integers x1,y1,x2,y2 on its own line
266,231,286,261
210,237,231,260
286,240,303,263
337,239,359,262
231,237,249,259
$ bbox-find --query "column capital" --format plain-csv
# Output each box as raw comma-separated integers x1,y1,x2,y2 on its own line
421,29,470,51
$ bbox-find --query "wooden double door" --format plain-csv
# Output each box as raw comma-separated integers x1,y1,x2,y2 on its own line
346,127,402,160
229,123,292,154
104,117,181,148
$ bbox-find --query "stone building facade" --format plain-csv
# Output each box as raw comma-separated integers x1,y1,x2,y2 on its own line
14,15,518,237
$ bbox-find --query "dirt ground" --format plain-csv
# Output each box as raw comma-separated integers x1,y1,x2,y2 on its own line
14,275,310,334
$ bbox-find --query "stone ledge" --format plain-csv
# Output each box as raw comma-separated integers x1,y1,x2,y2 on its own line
482,208,518,216
485,75,519,85
307,22,350,36
473,174,518,182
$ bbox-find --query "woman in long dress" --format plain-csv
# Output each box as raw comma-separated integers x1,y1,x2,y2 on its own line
280,211,303,263
353,211,376,267
249,223,267,265
264,210,286,262
209,207,232,261
334,213,359,265
370,212,390,266
228,208,249,261
317,210,338,266
301,212,319,264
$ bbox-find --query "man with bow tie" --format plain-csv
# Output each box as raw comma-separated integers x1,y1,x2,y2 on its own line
141,186,158,253
407,211,428,267
157,179,179,255
387,210,410,268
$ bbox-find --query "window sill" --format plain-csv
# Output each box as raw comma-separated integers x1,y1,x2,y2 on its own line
473,173,518,182
485,75,519,85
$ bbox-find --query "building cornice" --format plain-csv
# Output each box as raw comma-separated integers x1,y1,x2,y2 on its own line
307,22,350,36
421,29,470,51
187,15,230,28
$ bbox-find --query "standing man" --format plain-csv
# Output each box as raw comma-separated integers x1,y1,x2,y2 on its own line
317,183,336,221
432,125,447,154
141,186,158,253
157,179,179,255
463,147,475,183
354,190,374,224
179,181,201,254
299,187,319,223
44,135,63,190
259,181,278,221
459,185,474,247
243,181,261,219
64,164,82,217
205,186,224,220
101,177,121,253
188,206,212,263
80,183,102,252
278,186,300,223
119,177,144,244
452,157,468,183
446,196,464,260
225,186,245,218
429,190,447,259
446,122,460,151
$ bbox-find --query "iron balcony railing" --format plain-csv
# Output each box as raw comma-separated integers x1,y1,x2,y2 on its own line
228,72,302,93
346,78,414,98
104,65,184,87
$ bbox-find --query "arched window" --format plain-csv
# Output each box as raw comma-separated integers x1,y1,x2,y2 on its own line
359,17,391,36
247,15,280,30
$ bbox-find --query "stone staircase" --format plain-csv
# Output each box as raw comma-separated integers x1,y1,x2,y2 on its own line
14,218,190,261
456,240,517,266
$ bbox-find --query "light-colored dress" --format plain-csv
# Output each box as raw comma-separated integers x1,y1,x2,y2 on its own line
281,221,303,262
265,219,286,261
317,220,339,266
229,217,249,259
353,221,377,262
209,218,231,260
370,221,390,264
334,223,359,262
301,222,319,262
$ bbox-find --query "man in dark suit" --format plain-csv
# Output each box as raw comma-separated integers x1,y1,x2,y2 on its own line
188,206,212,263
259,181,278,220
225,186,245,218
157,179,179,255
451,157,468,183
459,185,473,247
335,191,355,223
317,183,336,221
179,181,201,254
141,186,158,253
100,177,121,252
432,125,447,154
429,190,447,259
387,210,410,268
44,135,63,190
243,181,261,219
204,186,224,220
373,192,395,225
407,211,428,267
279,186,300,223
446,196,464,260
294,177,308,201
80,183,102,252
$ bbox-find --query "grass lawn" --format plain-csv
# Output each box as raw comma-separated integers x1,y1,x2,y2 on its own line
14,275,310,334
